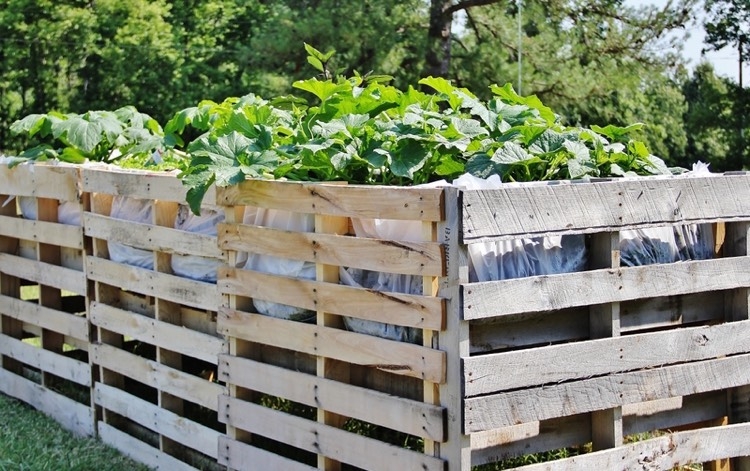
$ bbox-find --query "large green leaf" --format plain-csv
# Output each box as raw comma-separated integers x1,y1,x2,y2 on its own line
391,139,429,179
52,117,103,154
293,78,351,102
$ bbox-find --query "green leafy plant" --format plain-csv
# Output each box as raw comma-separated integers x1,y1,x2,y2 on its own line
8,106,185,170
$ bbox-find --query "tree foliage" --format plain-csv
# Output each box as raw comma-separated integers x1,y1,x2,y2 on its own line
0,0,746,170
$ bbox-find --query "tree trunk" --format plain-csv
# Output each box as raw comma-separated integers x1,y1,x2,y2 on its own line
424,0,453,77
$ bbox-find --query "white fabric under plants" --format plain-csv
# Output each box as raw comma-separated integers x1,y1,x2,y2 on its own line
171,204,225,282
17,196,82,226
107,195,155,269
340,180,449,344
242,206,316,322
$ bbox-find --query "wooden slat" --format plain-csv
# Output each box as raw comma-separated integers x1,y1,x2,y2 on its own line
219,395,446,471
219,223,445,276
0,369,94,436
0,334,90,386
218,436,316,471
470,308,588,353
0,163,79,200
620,291,726,332
465,319,750,396
91,302,224,364
84,213,223,259
509,422,750,471
81,166,217,205
218,308,446,383
0,215,83,248
461,173,750,242
219,268,444,331
218,179,444,221
91,344,225,411
462,257,750,319
622,391,728,437
97,422,196,471
95,383,221,459
464,353,750,432
219,354,445,441
0,295,88,341
87,256,219,311
0,253,86,296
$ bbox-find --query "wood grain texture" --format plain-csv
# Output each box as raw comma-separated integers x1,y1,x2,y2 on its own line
0,369,95,436
219,267,444,331
218,222,445,276
219,354,445,441
97,422,195,471
620,291,726,333
0,253,86,295
217,308,446,383
0,215,83,249
87,256,219,311
90,302,225,364
218,436,316,471
0,163,79,201
464,353,750,432
0,294,88,341
509,422,750,471
95,383,221,459
84,213,223,258
461,173,750,242
217,179,444,221
464,319,750,396
81,166,217,205
218,395,446,471
0,334,90,386
91,343,225,411
462,256,750,319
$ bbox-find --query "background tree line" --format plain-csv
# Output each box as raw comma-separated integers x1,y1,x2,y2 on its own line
0,0,747,171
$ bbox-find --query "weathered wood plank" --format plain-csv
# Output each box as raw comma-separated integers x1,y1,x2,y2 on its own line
0,369,94,436
81,166,217,205
0,163,79,201
219,354,445,441
461,174,750,242
462,257,750,319
218,436,316,471
218,222,445,276
464,353,750,432
217,179,444,221
470,308,588,353
91,343,225,411
84,213,223,258
0,215,83,248
621,291,726,332
0,334,90,386
95,383,221,459
219,267,445,331
0,295,88,341
622,391,728,437
218,308,446,383
465,319,750,396
219,395,446,471
97,422,196,471
509,422,750,471
90,302,224,365
0,253,86,296
87,256,219,311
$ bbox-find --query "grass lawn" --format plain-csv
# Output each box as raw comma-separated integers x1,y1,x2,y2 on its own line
0,393,151,471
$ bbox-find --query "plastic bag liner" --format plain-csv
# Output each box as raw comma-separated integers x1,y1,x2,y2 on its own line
242,206,316,322
452,173,588,283
171,204,225,282
108,196,155,269
620,162,715,267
